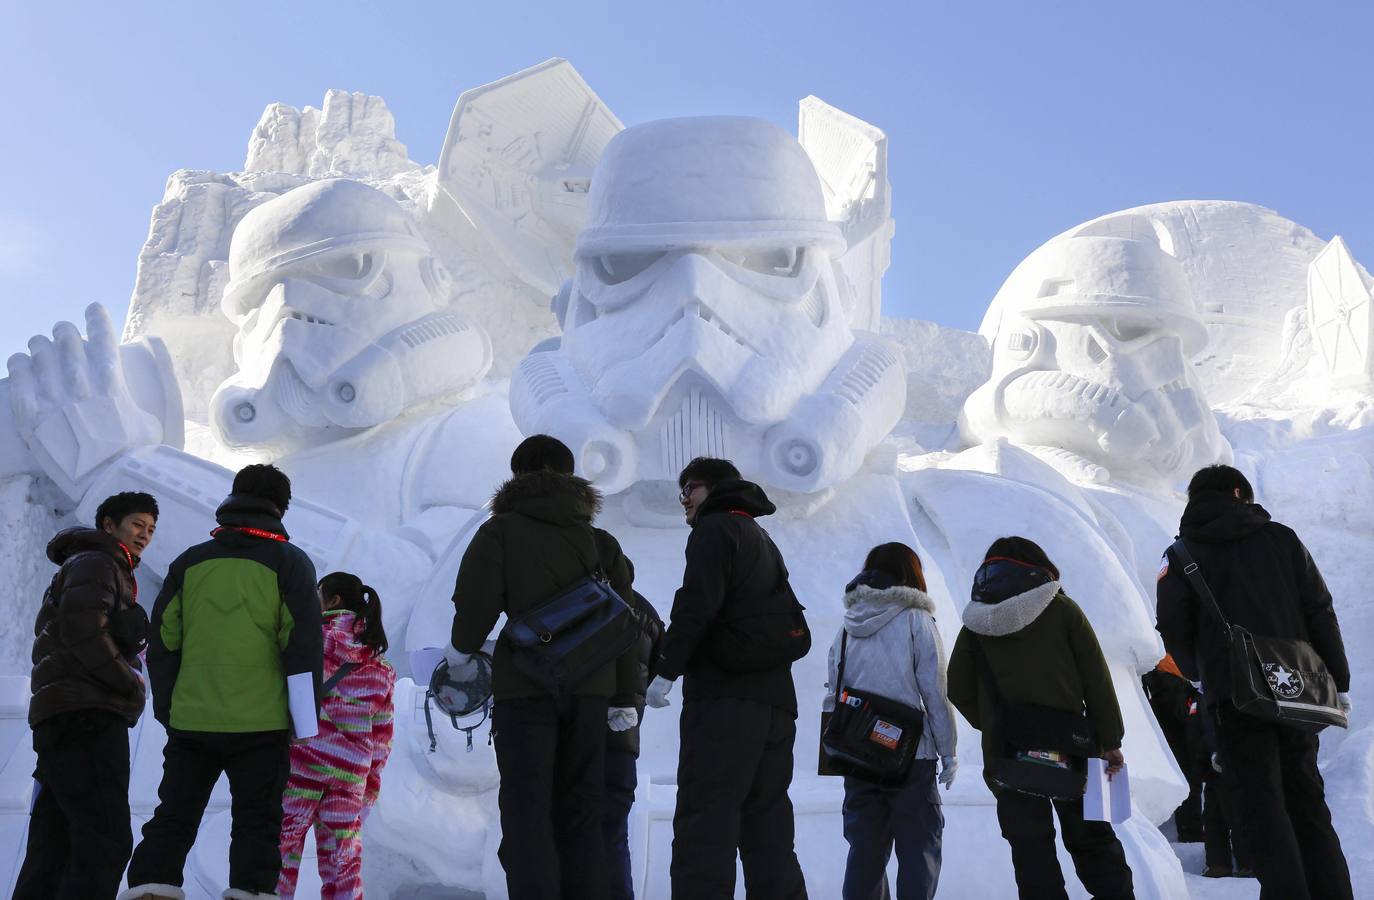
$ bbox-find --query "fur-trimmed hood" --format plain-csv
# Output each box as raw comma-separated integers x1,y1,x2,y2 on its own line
490,470,603,525
961,581,1060,637
843,584,937,637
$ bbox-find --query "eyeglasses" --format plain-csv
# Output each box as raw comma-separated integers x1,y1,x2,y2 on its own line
679,481,706,503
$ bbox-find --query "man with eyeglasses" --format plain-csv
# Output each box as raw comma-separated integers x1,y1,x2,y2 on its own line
648,457,809,899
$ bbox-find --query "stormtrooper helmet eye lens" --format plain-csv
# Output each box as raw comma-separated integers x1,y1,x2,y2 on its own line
1105,319,1152,342
720,247,803,277
594,252,665,285
311,251,375,281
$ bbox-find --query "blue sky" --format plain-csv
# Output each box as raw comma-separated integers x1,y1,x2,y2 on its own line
1,1,1370,348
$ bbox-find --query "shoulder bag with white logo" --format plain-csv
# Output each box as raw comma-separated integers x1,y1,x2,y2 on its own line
1169,539,1347,733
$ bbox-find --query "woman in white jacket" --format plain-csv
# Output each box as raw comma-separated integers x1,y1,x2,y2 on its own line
824,542,959,900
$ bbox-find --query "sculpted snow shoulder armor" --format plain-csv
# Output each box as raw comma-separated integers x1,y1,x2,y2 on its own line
511,116,906,495
961,223,1229,486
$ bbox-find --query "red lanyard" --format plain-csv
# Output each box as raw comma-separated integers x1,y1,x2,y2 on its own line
211,525,288,542
116,541,137,603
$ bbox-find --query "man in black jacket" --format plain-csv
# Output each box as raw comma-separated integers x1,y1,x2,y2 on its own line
15,492,157,900
648,457,808,900
1156,464,1352,900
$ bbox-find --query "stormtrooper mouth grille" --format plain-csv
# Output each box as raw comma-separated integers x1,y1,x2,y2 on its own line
836,342,899,405
660,388,728,475
398,314,470,349
518,354,571,407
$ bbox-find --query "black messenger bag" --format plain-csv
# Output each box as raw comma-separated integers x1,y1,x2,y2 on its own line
821,632,924,786
973,637,1098,800
1169,539,1347,733
500,528,638,696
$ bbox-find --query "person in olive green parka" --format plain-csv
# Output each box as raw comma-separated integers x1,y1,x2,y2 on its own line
448,434,640,900
946,536,1134,900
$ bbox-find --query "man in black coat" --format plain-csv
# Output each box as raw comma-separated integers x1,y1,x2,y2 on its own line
15,492,158,900
648,457,808,900
1156,464,1352,900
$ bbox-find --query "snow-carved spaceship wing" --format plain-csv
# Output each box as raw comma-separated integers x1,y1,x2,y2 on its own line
798,95,894,332
433,58,624,297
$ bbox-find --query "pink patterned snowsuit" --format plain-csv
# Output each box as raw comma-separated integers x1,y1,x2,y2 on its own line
278,610,395,899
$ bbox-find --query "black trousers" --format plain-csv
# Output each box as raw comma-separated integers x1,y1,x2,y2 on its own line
126,728,290,893
1202,772,1252,871
671,698,807,900
1216,703,1352,900
604,748,638,900
13,710,133,900
995,789,1134,900
492,693,610,900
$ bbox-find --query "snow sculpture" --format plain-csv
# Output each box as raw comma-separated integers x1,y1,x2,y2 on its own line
510,113,907,495
431,58,623,298
1308,235,1374,387
208,178,492,456
961,221,1228,485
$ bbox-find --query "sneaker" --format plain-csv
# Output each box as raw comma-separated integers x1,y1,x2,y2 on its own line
1201,865,1233,878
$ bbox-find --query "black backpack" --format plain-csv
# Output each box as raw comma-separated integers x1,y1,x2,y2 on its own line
703,532,811,673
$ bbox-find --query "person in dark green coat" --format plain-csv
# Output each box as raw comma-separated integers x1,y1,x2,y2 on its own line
448,434,639,900
947,536,1134,900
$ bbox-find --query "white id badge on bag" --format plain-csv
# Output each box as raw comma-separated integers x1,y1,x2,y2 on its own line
1084,758,1131,823
287,671,319,739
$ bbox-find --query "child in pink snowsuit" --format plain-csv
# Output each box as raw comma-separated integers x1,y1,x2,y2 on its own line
278,572,395,900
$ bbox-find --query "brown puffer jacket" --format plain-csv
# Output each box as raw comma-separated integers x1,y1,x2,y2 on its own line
30,528,148,726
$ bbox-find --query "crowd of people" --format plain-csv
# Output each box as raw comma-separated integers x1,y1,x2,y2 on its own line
12,432,1355,900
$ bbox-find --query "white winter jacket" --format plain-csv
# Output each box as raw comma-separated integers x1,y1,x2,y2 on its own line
823,584,958,760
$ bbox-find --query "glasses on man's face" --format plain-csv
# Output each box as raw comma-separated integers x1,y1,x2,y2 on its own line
679,481,705,503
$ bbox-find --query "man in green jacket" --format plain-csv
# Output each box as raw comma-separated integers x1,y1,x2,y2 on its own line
449,434,638,900
123,464,322,900
947,537,1133,900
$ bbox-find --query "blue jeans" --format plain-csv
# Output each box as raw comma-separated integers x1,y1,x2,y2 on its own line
841,759,943,900
604,748,638,900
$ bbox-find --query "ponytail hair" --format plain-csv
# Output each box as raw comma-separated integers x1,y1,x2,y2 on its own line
318,571,389,657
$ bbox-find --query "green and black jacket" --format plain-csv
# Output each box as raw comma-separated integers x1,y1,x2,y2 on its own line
147,494,322,733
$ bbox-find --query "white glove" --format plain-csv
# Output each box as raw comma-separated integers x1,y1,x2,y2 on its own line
444,644,479,680
938,755,958,790
647,676,674,709
1339,692,1352,715
1211,752,1223,774
608,707,639,732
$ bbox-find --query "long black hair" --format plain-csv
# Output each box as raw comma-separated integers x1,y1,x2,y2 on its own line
318,571,388,656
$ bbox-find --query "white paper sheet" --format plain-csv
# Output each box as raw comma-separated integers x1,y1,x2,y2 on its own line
288,671,319,740
1084,758,1131,823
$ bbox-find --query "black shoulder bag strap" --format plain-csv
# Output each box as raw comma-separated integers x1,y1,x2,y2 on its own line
835,631,850,695
321,662,360,696
1168,539,1232,630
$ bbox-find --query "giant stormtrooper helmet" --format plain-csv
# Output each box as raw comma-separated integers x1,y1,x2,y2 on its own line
961,224,1228,483
210,179,492,456
511,117,906,495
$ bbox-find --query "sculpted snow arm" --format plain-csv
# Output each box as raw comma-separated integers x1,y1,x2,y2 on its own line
6,304,421,582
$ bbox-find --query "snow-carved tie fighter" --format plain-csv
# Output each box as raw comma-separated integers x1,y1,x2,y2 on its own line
511,113,907,495
961,219,1228,484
